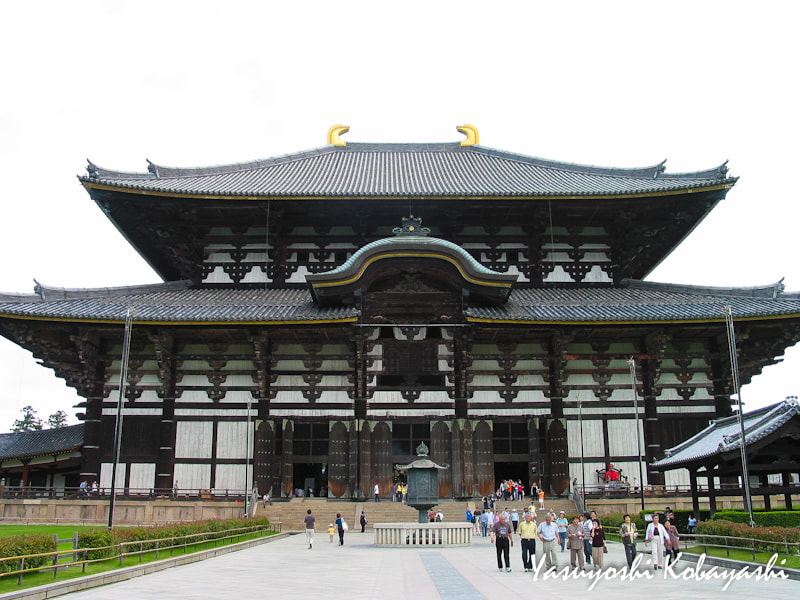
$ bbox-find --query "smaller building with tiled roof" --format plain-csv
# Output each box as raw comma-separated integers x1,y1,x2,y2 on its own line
0,424,83,490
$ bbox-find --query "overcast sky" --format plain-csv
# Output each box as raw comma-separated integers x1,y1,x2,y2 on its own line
1,2,799,430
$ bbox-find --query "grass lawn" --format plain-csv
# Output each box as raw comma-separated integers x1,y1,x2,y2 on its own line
0,527,276,593
0,524,98,543
682,545,800,570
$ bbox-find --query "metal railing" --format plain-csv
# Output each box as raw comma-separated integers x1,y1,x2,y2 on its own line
0,523,282,586
0,486,251,501
684,532,800,561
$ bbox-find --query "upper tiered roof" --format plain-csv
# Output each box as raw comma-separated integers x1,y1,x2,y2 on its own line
81,141,734,199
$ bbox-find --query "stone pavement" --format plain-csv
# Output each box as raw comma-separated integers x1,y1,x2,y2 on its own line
61,529,798,600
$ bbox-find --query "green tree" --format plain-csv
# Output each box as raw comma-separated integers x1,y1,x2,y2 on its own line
47,410,69,428
12,405,43,432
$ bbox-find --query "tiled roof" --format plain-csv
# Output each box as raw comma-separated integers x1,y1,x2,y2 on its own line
465,279,800,323
1,280,799,324
80,142,735,198
0,282,358,323
0,424,83,460
652,398,800,469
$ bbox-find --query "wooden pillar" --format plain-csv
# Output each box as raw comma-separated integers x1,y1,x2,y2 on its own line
281,420,294,497
359,422,372,500
461,420,475,497
758,474,770,510
707,471,717,516
689,469,701,516
448,422,462,497
782,472,793,510
348,420,360,498
431,421,452,497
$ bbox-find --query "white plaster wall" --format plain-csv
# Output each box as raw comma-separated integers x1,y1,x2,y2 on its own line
567,419,604,458
173,464,211,491
129,463,156,490
100,463,125,489
216,421,254,459
607,419,645,457
215,464,254,492
175,422,213,458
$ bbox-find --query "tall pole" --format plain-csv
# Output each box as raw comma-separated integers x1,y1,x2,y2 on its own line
578,392,585,510
627,358,646,512
245,396,252,516
723,306,755,527
109,307,134,529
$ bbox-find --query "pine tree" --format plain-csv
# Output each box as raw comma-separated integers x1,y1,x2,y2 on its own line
12,405,43,432
47,410,69,429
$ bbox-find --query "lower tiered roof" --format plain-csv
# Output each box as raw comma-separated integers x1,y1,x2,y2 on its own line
1,280,799,325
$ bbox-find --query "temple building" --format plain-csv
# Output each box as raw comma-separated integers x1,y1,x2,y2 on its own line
2,124,800,498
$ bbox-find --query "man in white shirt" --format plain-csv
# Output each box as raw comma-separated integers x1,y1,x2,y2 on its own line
373,482,380,502
537,514,559,569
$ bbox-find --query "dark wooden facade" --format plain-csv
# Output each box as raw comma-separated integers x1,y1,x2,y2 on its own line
2,133,800,498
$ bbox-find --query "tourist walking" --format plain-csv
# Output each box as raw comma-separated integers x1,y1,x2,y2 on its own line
538,488,545,509
510,509,519,533
303,509,316,549
335,512,347,545
590,518,606,569
620,513,638,568
687,514,697,535
373,482,380,502
518,512,537,572
566,515,585,570
667,519,680,565
645,513,669,570
360,510,367,533
537,513,559,569
556,511,568,551
481,510,491,537
581,512,593,565
327,523,335,543
491,514,513,572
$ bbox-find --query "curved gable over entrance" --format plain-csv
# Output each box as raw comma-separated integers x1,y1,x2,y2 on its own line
306,217,518,310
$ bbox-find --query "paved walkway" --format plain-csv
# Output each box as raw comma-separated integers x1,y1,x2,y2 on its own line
63,529,797,600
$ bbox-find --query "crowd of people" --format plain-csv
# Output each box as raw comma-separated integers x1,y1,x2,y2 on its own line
470,500,684,573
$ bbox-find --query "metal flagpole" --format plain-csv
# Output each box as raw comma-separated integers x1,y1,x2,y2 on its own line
578,392,585,512
627,358,646,512
723,306,756,527
109,307,134,529
245,396,252,516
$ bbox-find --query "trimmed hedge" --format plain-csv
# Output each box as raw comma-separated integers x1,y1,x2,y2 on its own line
695,519,800,553
76,517,271,559
0,534,57,573
711,510,800,529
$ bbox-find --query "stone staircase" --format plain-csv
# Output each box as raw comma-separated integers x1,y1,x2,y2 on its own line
254,496,579,531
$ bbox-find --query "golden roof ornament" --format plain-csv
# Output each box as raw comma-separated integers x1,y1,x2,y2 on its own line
327,124,350,146
457,124,479,146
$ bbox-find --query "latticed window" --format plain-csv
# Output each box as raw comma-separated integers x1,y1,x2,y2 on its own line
493,422,528,455
293,423,329,456
391,423,430,457
383,340,439,374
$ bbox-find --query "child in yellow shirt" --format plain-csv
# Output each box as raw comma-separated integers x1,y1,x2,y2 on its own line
328,524,335,543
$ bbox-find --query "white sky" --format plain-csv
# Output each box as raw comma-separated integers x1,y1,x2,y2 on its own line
1,1,799,430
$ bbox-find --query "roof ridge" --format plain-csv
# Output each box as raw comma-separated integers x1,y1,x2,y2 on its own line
80,143,734,183
32,280,190,301
625,278,791,298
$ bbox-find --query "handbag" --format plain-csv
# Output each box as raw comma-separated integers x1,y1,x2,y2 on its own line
342,519,349,532
603,542,608,554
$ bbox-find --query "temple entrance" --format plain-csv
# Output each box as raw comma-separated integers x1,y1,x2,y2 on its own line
292,463,325,496
493,462,528,497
